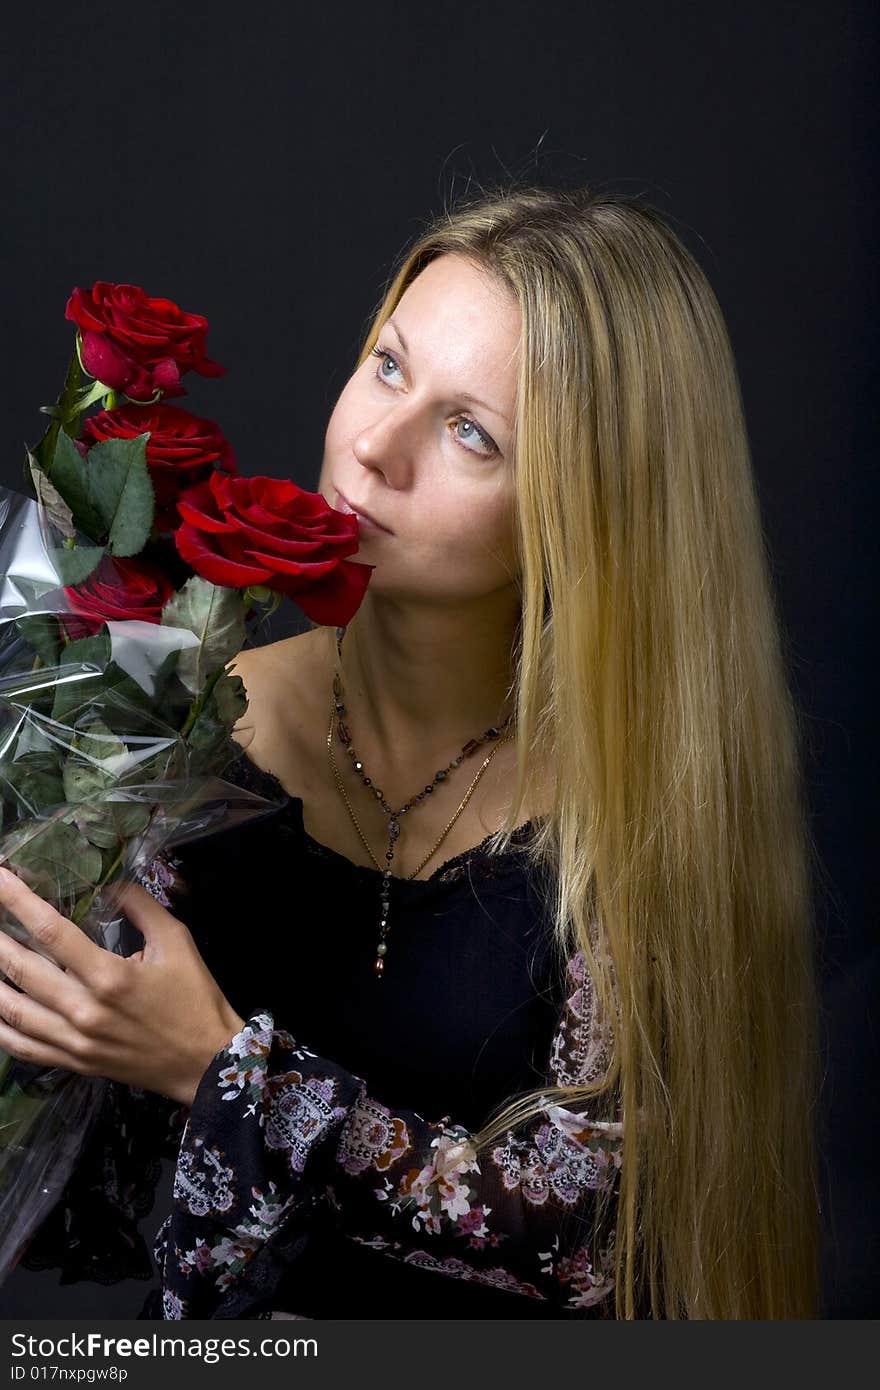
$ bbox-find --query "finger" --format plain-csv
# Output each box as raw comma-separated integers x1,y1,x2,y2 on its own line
0,928,83,1014
0,979,85,1060
0,1014,89,1075
0,867,107,978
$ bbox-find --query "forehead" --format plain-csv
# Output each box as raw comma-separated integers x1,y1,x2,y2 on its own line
392,254,521,377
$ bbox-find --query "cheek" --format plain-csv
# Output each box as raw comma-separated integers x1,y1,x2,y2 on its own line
318,394,356,492
420,486,517,569
322,393,349,455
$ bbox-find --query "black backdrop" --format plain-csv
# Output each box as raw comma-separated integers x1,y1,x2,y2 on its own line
0,0,874,1319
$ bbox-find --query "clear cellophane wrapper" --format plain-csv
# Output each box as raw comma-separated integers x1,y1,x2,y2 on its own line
0,481,285,1282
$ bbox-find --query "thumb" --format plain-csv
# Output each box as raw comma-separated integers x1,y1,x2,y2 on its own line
113,879,186,950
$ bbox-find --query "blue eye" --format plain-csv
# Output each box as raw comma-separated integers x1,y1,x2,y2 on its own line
369,345,499,458
371,346,403,385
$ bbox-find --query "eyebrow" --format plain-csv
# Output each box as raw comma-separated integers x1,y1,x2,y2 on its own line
386,316,511,428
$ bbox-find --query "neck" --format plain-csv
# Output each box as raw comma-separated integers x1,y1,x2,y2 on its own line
332,589,520,775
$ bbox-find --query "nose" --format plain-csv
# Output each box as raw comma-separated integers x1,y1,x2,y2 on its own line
352,398,419,485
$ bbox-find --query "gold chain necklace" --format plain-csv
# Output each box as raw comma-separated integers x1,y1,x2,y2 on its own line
327,624,514,978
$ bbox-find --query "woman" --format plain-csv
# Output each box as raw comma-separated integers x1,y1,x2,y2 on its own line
0,183,820,1319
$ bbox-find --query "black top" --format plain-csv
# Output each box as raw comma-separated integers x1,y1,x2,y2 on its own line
22,747,622,1320
183,749,560,1135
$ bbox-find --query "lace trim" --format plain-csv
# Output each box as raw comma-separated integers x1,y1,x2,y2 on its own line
297,814,538,886
223,746,543,888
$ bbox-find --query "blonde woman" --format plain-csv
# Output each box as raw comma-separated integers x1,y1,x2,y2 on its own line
0,183,820,1319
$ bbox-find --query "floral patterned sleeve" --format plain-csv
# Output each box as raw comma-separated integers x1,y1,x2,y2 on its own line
156,949,623,1320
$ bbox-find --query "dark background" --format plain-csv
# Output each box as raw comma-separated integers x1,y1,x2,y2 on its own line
0,1,874,1318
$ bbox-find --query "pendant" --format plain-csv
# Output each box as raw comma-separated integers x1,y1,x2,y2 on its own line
374,838,394,977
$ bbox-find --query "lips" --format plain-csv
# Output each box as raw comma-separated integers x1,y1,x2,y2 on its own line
334,488,392,533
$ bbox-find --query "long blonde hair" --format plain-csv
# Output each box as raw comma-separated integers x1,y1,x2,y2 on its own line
329,183,821,1318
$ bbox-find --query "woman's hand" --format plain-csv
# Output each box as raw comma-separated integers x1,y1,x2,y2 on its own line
0,866,245,1108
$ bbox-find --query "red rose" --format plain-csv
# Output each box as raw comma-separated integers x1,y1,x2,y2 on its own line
80,403,237,533
62,554,176,640
173,473,373,626
65,282,225,403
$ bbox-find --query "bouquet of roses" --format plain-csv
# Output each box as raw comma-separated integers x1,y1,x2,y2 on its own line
0,281,372,1280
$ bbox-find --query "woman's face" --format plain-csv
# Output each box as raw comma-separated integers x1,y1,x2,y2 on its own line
318,253,522,606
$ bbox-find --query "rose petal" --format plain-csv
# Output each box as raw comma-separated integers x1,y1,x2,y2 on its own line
152,358,182,391
65,287,106,333
79,330,135,392
193,356,226,378
175,488,239,534
226,516,357,558
174,524,274,587
240,550,343,579
282,559,374,626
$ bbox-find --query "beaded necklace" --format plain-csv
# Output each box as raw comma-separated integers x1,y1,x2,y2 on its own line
327,624,514,977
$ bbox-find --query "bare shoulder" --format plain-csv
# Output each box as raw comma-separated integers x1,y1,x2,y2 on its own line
223,628,331,793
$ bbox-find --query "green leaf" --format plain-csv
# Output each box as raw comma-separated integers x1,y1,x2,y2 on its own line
213,670,248,729
56,715,160,852
0,753,65,818
86,434,155,557
25,347,83,486
49,431,106,540
0,818,103,898
185,672,243,766
109,800,151,839
161,577,246,696
26,448,76,538
75,380,109,414
15,613,63,667
51,632,111,725
49,543,106,587
0,667,60,719
62,721,128,803
58,346,84,429
64,796,151,853
66,803,119,851
99,652,183,721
